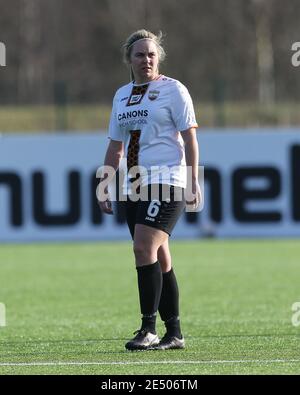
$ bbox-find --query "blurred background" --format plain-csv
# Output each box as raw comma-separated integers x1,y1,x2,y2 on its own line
1,0,300,131
2,1,300,374
0,0,300,242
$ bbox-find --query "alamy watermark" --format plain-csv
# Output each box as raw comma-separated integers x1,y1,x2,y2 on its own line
0,303,6,327
291,42,300,67
96,165,204,212
291,302,300,327
0,42,6,67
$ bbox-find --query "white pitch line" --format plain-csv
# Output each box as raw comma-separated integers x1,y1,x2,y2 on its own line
1,359,300,367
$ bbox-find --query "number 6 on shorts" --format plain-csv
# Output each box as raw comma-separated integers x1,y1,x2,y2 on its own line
147,200,161,218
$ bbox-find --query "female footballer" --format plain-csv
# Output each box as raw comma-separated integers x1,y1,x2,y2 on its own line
98,29,201,350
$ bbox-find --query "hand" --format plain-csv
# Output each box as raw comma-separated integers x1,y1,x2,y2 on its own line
98,198,113,215
185,181,202,211
97,183,113,215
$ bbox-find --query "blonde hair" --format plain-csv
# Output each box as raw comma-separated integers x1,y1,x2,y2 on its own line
123,29,166,80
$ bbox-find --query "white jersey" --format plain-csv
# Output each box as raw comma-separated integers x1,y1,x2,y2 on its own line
108,75,198,189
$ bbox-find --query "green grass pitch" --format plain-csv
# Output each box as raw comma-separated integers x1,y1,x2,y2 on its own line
0,240,300,375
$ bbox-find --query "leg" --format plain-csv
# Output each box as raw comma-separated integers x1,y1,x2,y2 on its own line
133,224,169,267
157,239,172,273
125,224,167,350
126,185,185,350
133,224,168,330
157,240,184,349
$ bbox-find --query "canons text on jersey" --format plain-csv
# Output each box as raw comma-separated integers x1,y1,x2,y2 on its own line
118,110,148,121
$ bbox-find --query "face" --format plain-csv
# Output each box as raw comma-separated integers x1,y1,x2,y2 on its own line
129,39,159,84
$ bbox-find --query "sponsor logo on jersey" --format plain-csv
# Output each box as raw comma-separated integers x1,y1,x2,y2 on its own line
129,94,142,104
118,110,148,121
148,90,160,101
145,216,155,222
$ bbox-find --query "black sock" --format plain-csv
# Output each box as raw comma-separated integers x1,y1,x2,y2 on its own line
158,268,182,338
136,261,162,334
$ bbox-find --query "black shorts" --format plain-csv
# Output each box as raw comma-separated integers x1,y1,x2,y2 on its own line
118,184,186,238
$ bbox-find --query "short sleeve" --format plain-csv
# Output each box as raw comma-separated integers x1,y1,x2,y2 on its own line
170,82,198,132
108,94,123,141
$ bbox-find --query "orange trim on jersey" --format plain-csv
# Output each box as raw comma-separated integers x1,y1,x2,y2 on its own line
182,124,199,129
179,125,199,132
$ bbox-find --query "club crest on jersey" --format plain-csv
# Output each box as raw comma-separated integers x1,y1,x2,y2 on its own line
148,90,160,101
129,94,143,105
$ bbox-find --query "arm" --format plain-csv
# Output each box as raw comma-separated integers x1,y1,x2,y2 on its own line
98,139,124,214
103,139,124,171
180,127,202,210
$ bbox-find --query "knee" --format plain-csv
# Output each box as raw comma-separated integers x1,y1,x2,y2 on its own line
159,260,172,273
157,249,172,273
133,241,149,259
133,241,155,264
